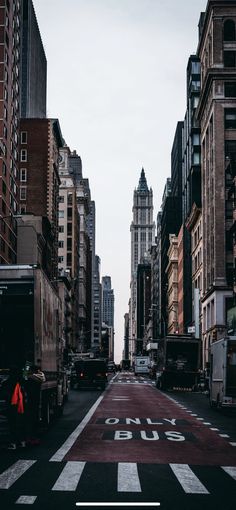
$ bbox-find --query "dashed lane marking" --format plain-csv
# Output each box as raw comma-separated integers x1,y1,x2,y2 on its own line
0,460,36,489
15,495,37,505
222,466,236,480
52,461,85,491
117,462,141,492
169,464,209,494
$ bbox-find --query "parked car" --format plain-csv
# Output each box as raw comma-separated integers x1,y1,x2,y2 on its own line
70,359,108,390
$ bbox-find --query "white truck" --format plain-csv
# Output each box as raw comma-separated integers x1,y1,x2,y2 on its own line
134,356,149,376
209,337,236,408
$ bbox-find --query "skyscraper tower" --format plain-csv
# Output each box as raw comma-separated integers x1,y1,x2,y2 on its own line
130,169,155,356
102,276,114,328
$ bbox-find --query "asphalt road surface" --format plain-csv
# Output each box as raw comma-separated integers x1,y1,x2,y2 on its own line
0,371,236,510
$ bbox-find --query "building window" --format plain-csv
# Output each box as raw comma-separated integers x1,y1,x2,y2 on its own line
59,225,64,233
225,140,236,175
20,187,26,200
20,205,26,214
58,256,64,263
2,180,6,195
225,82,236,98
224,51,236,68
20,149,27,162
58,240,64,248
223,19,236,41
59,196,64,203
59,210,64,218
20,168,27,182
225,109,236,129
21,131,27,144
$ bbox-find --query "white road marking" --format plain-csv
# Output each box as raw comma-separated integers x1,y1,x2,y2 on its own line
210,428,219,431
229,442,236,446
190,414,198,416
203,422,211,425
222,466,236,480
196,418,204,421
112,398,130,401
170,464,209,494
0,460,36,489
76,504,160,507
50,395,104,462
52,461,85,491
118,463,141,492
219,434,229,438
16,495,37,504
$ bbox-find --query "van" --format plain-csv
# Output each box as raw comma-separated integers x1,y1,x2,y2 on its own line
71,359,108,390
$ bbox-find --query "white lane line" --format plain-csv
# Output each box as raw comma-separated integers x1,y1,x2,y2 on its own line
16,495,37,504
210,428,219,431
196,418,204,421
229,442,236,446
0,460,36,489
50,395,104,462
190,414,198,416
219,434,230,438
117,463,141,492
52,461,85,491
203,422,211,425
170,464,209,494
222,466,236,480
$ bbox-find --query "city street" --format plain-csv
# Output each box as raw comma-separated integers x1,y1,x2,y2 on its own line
0,371,236,510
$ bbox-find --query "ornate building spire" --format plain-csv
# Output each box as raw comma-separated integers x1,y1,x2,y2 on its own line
137,168,148,193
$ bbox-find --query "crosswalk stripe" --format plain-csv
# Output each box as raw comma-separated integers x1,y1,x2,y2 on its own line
52,461,86,491
169,464,209,494
117,463,141,492
0,460,36,489
222,466,236,480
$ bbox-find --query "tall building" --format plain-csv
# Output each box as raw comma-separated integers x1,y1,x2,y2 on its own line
102,276,114,360
102,276,114,328
182,55,201,333
130,169,155,356
160,178,179,338
21,0,47,118
196,0,236,361
69,151,92,352
19,118,63,279
0,0,21,264
136,258,151,354
93,255,102,355
58,145,80,349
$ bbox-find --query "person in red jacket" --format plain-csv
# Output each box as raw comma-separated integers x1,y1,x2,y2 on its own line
4,366,26,450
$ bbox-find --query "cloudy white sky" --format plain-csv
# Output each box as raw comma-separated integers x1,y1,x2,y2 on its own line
33,0,207,362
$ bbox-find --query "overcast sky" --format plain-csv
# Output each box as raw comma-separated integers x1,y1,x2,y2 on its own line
33,0,207,362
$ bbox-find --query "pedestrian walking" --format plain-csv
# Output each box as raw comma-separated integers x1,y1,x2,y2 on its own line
4,366,26,450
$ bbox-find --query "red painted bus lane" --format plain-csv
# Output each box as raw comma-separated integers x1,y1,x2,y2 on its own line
65,382,236,465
